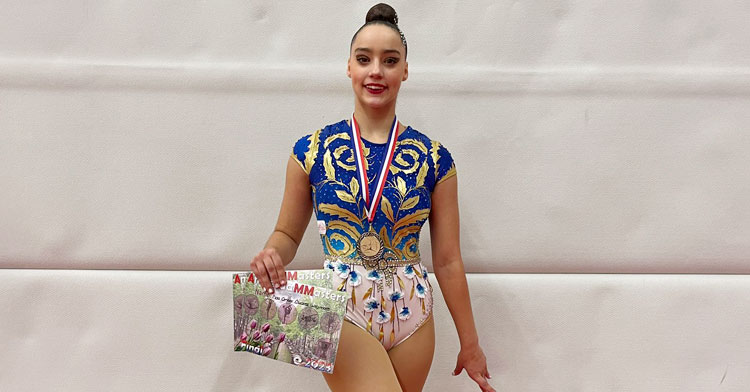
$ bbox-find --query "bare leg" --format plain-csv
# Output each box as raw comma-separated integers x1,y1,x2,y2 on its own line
388,315,436,392
323,320,402,392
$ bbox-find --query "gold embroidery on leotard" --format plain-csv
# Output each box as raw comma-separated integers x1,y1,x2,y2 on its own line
323,150,336,181
415,163,428,188
299,120,456,264
303,129,321,174
380,197,395,222
324,132,350,149
437,164,457,184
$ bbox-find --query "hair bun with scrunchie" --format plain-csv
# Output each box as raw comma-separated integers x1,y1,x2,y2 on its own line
365,3,398,26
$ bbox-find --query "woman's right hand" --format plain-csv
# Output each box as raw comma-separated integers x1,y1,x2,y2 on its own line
250,248,287,294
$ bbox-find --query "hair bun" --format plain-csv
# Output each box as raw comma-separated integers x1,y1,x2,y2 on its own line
365,3,398,25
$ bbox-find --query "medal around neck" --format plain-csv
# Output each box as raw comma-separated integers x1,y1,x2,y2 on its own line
350,113,399,223
350,114,398,264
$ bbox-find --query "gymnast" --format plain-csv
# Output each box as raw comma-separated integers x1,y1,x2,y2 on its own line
251,3,494,391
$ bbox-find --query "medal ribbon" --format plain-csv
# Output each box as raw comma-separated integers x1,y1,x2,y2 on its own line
350,114,400,222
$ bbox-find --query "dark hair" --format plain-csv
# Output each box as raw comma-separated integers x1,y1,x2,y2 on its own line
350,3,408,59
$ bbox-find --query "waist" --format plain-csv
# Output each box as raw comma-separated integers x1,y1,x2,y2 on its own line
324,254,421,269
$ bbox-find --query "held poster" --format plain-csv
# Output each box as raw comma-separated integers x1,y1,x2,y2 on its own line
233,270,347,374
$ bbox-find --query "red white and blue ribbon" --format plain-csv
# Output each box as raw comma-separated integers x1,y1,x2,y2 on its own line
350,114,400,222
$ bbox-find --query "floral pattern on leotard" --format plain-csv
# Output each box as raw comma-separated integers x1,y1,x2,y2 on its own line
291,119,455,347
291,119,456,260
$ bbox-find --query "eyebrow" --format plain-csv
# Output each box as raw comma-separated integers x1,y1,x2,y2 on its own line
354,48,402,56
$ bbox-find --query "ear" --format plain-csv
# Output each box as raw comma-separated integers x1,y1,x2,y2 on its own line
402,61,409,81
346,57,352,78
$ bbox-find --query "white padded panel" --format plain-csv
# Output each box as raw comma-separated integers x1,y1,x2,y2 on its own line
1,1,748,67
2,84,749,272
2,1,750,272
1,270,748,391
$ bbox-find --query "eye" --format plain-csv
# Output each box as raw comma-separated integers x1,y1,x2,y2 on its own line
385,57,399,65
357,56,370,64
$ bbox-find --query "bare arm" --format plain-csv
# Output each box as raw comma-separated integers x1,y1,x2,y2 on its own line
429,175,495,392
250,156,313,293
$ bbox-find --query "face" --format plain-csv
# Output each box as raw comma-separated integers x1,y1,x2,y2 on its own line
347,24,408,111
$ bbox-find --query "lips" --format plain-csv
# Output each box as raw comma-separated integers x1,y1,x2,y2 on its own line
364,83,386,94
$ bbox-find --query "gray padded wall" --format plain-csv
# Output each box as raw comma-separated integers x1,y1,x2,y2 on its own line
2,1,749,391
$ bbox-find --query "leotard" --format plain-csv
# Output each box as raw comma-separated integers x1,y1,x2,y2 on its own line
291,119,456,350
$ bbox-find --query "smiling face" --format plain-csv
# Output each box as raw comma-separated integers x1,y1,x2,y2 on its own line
347,23,408,112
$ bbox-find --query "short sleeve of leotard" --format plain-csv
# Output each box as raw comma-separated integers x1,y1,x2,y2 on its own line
433,141,457,186
290,131,319,175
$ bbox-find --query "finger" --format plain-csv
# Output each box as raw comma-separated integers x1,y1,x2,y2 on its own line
469,372,495,392
484,378,496,392
484,367,491,379
452,361,463,376
269,251,286,288
250,256,259,277
254,258,274,294
250,256,263,287
263,251,282,289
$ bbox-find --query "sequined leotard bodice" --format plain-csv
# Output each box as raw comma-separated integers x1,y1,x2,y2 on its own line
292,119,455,259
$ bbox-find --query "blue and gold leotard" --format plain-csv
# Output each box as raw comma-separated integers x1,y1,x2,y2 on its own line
291,118,455,350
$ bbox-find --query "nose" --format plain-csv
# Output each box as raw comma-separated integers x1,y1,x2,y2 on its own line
369,60,383,78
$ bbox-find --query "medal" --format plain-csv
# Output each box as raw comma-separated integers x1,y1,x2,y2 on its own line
350,113,399,223
350,113,399,273
357,230,384,268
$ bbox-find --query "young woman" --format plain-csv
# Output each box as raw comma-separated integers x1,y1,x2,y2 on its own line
250,4,495,391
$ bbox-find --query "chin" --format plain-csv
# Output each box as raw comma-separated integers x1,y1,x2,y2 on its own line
358,96,395,111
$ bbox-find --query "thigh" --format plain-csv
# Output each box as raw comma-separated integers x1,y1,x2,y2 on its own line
322,320,402,392
387,315,435,392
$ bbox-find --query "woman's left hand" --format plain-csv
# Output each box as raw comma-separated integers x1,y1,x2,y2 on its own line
452,344,495,392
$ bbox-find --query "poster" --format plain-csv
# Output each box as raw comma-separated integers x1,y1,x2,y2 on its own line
233,269,347,374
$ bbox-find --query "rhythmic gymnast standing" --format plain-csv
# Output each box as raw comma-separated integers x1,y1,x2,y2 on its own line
251,4,494,391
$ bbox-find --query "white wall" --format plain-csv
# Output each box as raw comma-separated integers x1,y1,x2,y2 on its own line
2,1,749,391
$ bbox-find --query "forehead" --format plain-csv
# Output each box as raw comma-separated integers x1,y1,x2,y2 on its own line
352,24,404,55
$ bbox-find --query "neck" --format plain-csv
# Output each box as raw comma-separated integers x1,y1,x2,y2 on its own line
353,103,397,144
